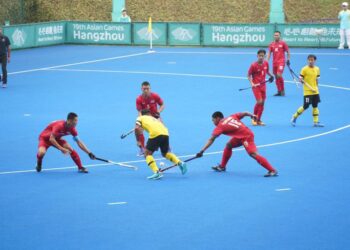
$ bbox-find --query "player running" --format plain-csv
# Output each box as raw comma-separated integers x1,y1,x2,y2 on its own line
136,81,164,155
135,109,187,180
248,49,274,126
291,54,324,127
267,31,291,96
36,112,96,173
196,111,278,177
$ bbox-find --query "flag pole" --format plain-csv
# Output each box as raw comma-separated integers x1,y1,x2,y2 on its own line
148,17,153,52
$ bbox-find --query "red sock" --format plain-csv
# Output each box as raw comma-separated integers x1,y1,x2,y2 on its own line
37,153,43,165
220,147,232,168
280,77,285,91
70,150,83,169
253,103,259,117
255,154,275,172
139,134,145,148
257,104,264,121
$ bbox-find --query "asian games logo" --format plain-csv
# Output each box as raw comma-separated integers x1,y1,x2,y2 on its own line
171,27,195,41
137,27,160,41
12,28,26,47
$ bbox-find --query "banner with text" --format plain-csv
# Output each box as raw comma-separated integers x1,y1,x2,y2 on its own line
4,22,65,49
277,24,340,47
66,22,131,44
202,24,275,46
168,23,201,45
133,22,167,45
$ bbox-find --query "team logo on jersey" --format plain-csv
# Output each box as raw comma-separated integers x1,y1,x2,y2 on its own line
12,28,26,47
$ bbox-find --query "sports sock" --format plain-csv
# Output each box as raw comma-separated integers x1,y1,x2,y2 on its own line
280,77,285,91
257,103,264,121
37,153,43,165
70,150,83,169
146,155,159,173
220,147,232,168
165,152,180,165
312,107,319,123
293,106,305,118
255,154,275,172
139,134,145,148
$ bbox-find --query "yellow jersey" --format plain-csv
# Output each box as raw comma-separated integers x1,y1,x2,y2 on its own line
300,65,320,96
136,115,169,139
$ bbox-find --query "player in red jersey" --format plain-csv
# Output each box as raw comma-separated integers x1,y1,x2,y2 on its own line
248,49,274,126
36,112,96,173
135,81,164,154
267,31,291,96
196,111,278,177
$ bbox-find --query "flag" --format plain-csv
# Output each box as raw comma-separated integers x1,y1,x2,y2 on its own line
148,17,152,33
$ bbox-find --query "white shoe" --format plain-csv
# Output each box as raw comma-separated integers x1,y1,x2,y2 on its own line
338,46,344,49
2,83,7,88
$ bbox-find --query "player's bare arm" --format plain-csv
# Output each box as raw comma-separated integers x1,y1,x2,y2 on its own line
197,135,218,157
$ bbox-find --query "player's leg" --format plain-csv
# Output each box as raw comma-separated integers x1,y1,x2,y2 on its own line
339,29,345,49
312,95,324,127
244,136,277,177
144,137,162,179
212,138,241,172
291,95,310,126
161,136,187,174
1,55,7,87
346,29,350,49
273,64,282,96
252,88,262,125
277,65,285,96
137,128,146,156
36,139,49,172
60,140,88,173
257,88,266,125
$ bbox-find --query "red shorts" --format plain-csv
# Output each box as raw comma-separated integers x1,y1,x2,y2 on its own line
38,137,67,150
228,135,257,155
273,64,285,75
252,86,266,101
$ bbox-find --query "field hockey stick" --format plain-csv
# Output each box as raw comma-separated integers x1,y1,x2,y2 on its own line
287,65,317,92
95,157,138,170
159,156,198,173
120,128,135,139
238,79,269,91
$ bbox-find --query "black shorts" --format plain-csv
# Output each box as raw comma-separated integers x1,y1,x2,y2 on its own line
304,94,320,107
146,135,169,155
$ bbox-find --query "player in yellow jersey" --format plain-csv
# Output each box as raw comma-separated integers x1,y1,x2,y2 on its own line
291,54,324,127
135,109,187,180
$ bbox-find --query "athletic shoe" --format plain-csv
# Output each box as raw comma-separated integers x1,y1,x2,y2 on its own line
212,164,226,172
273,92,282,96
291,116,297,127
178,161,187,175
257,120,266,126
78,167,89,173
264,171,278,177
36,162,42,172
251,119,258,126
2,83,7,88
313,122,324,127
280,90,285,96
338,46,344,49
147,171,163,180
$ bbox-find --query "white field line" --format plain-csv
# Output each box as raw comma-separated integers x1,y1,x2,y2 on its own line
44,68,350,91
1,124,349,175
156,51,350,56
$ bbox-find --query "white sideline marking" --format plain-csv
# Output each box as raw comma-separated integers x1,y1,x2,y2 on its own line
157,51,350,56
276,188,291,192
329,67,338,70
107,202,127,205
167,61,177,64
8,51,154,76
44,68,350,91
23,114,31,117
1,124,349,175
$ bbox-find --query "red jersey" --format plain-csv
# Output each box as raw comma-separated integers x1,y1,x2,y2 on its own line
212,113,253,139
136,92,163,116
268,40,289,65
39,120,78,141
248,61,269,85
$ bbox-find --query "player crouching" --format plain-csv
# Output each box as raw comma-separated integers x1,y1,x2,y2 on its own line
135,109,187,180
36,112,95,173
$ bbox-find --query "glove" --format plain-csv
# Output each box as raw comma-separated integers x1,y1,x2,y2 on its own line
196,151,204,158
286,60,290,66
153,111,160,119
269,76,274,83
88,152,96,160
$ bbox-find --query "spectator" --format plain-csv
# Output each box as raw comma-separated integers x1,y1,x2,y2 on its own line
120,8,131,23
338,2,350,49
